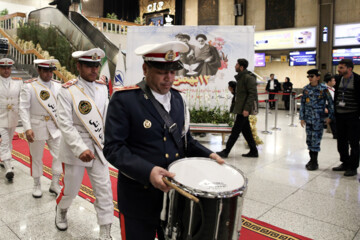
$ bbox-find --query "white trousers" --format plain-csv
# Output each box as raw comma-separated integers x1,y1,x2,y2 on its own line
29,137,62,178
56,157,114,225
0,127,16,161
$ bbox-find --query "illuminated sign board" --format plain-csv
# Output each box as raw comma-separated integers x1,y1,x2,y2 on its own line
334,23,360,47
289,51,316,66
255,27,316,50
333,48,360,65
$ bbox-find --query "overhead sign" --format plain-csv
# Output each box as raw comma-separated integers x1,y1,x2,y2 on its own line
255,27,316,50
147,1,164,12
334,23,360,47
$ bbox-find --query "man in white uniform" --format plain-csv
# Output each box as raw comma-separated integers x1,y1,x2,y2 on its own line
0,58,23,181
19,59,63,198
55,49,113,240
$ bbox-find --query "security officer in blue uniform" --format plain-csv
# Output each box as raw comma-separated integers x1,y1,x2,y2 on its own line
104,41,224,240
300,69,334,171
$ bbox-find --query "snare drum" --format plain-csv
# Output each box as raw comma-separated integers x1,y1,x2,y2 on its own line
162,157,247,240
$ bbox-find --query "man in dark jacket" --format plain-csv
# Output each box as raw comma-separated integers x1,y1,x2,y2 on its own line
103,41,224,240
217,58,258,158
332,59,360,177
266,73,281,109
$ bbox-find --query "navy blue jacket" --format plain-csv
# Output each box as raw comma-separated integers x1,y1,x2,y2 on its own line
104,86,212,222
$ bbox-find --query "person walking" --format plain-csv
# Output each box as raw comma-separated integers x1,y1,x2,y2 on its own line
217,58,259,158
0,58,23,181
19,59,63,198
55,48,113,239
103,41,224,240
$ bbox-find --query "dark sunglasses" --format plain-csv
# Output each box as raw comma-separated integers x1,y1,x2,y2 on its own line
307,75,316,78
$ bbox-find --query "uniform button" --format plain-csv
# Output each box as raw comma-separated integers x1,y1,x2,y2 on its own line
163,137,167,142
175,153,179,157
165,153,169,158
144,185,149,189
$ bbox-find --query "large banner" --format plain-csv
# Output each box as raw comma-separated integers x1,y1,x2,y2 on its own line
126,26,255,110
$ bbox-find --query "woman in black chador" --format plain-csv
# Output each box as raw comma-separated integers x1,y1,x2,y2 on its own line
282,77,293,110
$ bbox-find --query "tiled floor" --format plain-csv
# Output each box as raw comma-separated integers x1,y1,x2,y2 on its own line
0,110,359,240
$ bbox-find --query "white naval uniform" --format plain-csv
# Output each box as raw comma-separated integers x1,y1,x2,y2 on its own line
56,77,113,225
0,76,23,161
19,77,63,178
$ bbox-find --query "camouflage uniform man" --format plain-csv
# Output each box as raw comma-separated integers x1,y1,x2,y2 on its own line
300,69,334,170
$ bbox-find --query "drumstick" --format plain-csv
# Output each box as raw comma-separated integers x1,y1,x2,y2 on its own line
162,177,200,203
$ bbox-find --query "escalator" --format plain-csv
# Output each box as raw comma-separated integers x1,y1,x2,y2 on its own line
28,7,118,79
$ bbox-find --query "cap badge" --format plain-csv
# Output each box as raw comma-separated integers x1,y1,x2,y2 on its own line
4,60,8,65
164,50,175,61
92,53,98,61
40,90,50,101
49,63,55,68
143,119,152,129
78,100,92,115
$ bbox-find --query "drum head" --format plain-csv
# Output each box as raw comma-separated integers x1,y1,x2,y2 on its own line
168,157,246,198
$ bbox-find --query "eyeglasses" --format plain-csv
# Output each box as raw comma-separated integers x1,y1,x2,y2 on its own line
307,75,315,78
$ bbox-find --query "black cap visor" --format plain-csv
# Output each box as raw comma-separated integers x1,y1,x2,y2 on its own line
79,61,101,68
145,60,184,71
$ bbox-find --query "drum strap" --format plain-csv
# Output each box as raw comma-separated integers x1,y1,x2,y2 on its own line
137,80,185,156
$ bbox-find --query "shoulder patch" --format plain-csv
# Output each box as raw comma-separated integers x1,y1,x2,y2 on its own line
113,85,140,92
11,77,22,80
51,79,61,84
95,80,106,85
24,78,37,83
62,79,78,88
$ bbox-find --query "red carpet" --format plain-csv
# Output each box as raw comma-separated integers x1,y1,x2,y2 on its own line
11,136,312,240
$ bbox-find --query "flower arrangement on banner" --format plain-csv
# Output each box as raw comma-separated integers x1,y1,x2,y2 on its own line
208,37,228,70
185,88,234,126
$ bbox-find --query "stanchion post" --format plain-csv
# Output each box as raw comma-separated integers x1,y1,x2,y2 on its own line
289,94,297,127
261,100,272,134
272,99,281,131
287,92,292,117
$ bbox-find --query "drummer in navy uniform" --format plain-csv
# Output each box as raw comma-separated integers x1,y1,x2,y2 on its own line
0,58,23,181
19,59,63,198
103,41,224,240
54,49,113,239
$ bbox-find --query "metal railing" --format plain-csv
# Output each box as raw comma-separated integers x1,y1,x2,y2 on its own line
0,28,67,82
0,12,26,30
86,16,140,35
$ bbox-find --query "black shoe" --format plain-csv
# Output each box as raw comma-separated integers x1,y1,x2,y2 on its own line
332,164,346,171
242,151,259,158
216,150,228,158
305,162,318,171
344,169,357,177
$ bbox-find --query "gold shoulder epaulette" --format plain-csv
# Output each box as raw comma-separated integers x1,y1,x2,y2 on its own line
113,85,140,92
11,77,23,80
51,79,61,84
62,79,78,88
95,79,106,85
24,78,37,83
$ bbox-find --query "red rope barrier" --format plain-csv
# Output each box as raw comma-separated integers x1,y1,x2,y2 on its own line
259,99,278,103
258,92,296,96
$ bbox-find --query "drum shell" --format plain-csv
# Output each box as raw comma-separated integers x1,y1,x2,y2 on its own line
164,189,245,240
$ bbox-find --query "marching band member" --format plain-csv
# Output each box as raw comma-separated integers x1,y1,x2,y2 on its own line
19,59,63,198
104,41,224,240
55,48,113,239
0,58,23,181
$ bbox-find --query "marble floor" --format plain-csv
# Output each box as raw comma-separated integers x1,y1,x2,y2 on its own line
0,110,359,240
